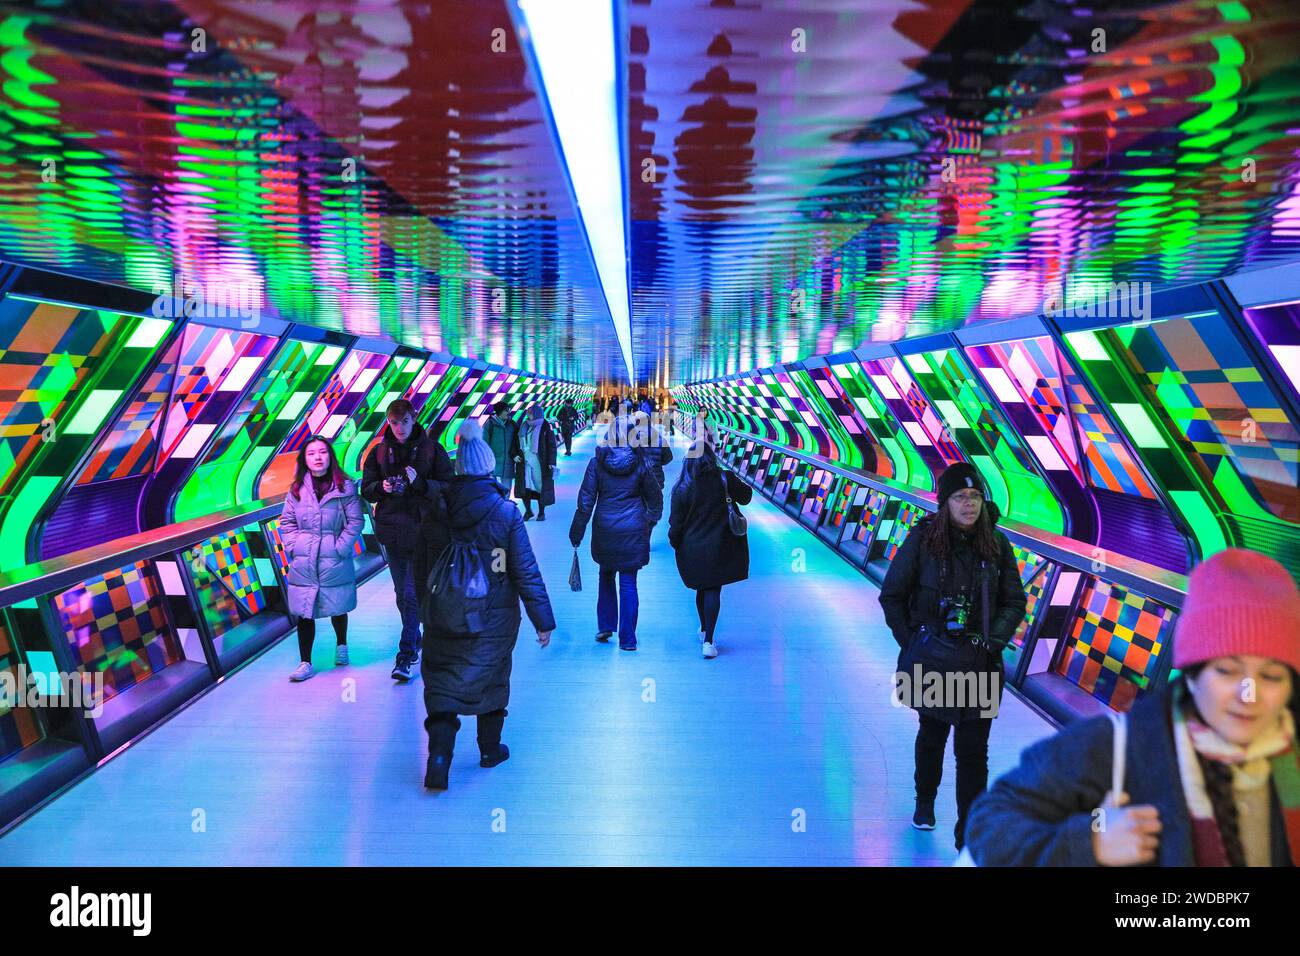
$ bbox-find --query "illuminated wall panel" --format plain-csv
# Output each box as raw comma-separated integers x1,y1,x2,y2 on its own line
184,528,271,639
1054,578,1176,713
1242,301,1300,399
51,560,183,706
857,355,959,487
904,347,1064,533
0,613,43,761
173,338,339,520
828,358,928,487
257,348,391,498
338,354,428,478
0,297,173,571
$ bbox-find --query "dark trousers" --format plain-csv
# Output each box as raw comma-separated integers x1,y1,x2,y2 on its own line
425,708,508,757
915,714,993,839
695,587,721,642
387,552,422,659
297,615,347,661
561,429,574,454
597,568,639,645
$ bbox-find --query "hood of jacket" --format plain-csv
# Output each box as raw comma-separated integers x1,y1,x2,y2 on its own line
597,444,641,476
443,474,509,529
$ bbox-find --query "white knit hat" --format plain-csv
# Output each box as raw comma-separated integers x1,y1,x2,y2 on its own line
455,436,497,477
457,419,484,443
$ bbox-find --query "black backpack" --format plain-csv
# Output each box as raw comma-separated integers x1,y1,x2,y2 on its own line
423,519,498,636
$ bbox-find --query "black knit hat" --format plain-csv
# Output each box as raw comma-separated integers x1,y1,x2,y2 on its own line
936,462,987,507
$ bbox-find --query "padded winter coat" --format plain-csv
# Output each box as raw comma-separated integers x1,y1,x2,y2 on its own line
668,455,752,590
360,421,453,559
877,505,1027,723
280,477,364,619
569,444,663,572
418,475,556,715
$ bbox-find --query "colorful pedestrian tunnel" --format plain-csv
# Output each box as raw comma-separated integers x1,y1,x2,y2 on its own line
0,0,1298,859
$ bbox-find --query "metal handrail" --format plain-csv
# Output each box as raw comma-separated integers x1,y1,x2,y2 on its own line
0,498,289,608
715,424,1189,608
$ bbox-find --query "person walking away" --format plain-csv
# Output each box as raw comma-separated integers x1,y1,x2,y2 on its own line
281,436,364,682
483,402,521,496
668,422,751,659
569,416,662,651
965,548,1300,867
878,462,1027,849
514,403,557,521
558,399,579,456
419,433,555,789
631,410,674,492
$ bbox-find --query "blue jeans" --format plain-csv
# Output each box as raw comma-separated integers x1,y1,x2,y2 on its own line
597,568,639,645
388,553,422,658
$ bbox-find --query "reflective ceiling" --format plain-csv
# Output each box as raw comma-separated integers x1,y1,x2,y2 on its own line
3,1,1300,387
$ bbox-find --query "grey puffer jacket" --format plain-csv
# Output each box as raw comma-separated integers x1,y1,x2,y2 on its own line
280,477,364,619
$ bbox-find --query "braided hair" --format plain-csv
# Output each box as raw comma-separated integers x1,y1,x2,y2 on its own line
1179,664,1300,867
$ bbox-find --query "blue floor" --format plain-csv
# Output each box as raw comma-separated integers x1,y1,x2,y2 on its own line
1,429,1054,865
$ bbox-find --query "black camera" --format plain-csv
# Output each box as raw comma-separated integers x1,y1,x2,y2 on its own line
938,593,970,635
389,475,408,496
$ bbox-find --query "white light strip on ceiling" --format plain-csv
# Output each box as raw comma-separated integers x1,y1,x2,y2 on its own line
517,0,634,384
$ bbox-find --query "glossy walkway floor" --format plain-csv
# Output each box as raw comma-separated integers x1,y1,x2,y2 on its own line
2,429,1054,865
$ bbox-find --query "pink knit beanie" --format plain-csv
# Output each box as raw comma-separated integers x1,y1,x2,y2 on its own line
1173,548,1300,673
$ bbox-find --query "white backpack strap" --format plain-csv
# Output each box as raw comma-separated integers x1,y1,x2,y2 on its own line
1106,709,1127,803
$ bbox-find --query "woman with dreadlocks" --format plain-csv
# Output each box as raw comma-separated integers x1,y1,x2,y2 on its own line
878,463,1027,851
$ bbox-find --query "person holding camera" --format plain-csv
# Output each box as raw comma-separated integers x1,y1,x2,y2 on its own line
362,399,454,682
878,462,1027,850
965,549,1300,867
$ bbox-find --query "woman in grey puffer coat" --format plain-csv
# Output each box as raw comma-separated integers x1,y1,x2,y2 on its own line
280,436,365,682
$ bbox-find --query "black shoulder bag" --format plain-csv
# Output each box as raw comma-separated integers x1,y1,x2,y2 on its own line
720,469,747,537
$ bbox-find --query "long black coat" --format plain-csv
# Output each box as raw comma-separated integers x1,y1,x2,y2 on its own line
360,421,453,559
877,505,1027,723
668,458,752,590
417,476,556,715
965,685,1296,866
558,403,579,438
569,444,663,571
512,418,558,506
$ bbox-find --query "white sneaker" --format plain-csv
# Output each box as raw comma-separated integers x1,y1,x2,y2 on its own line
702,641,718,659
289,662,314,682
335,645,349,666
698,628,706,644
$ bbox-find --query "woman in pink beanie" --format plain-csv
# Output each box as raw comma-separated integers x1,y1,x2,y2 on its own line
963,548,1300,866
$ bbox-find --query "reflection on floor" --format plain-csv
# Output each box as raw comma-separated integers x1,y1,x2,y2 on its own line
2,429,1055,865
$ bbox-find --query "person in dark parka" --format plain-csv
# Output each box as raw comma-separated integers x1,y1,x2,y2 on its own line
418,430,556,790
558,400,579,456
513,403,558,521
668,423,751,659
569,415,663,651
878,462,1027,850
965,549,1300,867
631,410,674,493
361,399,454,681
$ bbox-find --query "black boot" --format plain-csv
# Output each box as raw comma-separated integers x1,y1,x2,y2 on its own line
424,714,460,790
477,710,510,768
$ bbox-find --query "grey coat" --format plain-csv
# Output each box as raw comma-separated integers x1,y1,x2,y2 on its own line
280,477,365,618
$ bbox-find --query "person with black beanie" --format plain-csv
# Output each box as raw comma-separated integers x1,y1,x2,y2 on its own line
878,462,1027,850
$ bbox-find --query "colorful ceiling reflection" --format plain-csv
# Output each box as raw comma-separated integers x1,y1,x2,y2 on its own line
0,0,621,382
2,1,1300,387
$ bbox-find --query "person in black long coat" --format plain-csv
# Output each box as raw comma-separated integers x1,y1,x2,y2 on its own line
417,432,556,790
569,416,663,651
558,400,579,456
667,428,751,659
513,404,558,521
877,462,1027,850
631,410,674,491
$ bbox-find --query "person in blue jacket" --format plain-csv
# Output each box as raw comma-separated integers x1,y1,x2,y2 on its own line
569,415,663,651
965,549,1300,866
